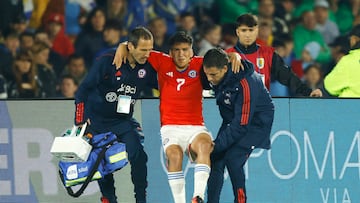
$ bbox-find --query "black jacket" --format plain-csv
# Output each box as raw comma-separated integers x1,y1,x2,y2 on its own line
212,60,275,152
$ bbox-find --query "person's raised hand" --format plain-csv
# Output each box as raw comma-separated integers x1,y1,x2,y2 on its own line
228,52,244,73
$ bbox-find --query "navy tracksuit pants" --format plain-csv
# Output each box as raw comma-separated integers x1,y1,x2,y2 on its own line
89,119,147,203
207,142,252,203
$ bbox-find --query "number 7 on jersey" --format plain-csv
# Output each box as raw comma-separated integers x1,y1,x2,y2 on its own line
176,78,185,91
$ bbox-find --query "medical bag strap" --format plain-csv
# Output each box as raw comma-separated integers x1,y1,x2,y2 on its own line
60,144,109,198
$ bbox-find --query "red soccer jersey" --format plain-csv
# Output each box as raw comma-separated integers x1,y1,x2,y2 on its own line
226,45,274,89
148,51,204,126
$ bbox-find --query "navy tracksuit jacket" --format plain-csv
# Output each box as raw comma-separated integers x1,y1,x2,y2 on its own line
74,48,157,203
207,61,274,203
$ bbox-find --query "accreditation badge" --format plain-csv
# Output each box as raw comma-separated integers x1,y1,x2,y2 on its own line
117,95,131,114
256,57,265,69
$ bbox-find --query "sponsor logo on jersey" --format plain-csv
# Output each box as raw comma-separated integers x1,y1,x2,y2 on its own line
117,84,137,94
105,92,117,102
166,72,173,77
188,70,197,78
138,69,146,78
256,58,265,69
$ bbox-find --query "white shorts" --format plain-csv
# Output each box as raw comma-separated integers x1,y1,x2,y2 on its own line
160,125,212,153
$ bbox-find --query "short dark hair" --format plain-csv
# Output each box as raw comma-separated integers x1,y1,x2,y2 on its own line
200,22,220,37
61,74,78,86
147,17,166,27
35,28,47,35
203,48,229,69
104,19,123,31
128,26,153,48
272,38,286,48
304,63,323,77
180,11,194,19
236,13,258,27
168,31,193,47
20,31,34,40
67,53,84,64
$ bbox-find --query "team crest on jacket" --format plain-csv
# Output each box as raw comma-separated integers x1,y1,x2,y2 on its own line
105,92,117,102
188,70,197,78
138,69,146,78
256,58,265,69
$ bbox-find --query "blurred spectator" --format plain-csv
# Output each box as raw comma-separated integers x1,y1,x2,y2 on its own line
65,0,95,38
177,11,201,51
278,33,296,66
28,0,50,31
190,0,216,24
56,74,78,98
95,19,123,57
291,41,321,79
11,14,29,35
274,0,295,28
293,10,331,63
0,31,20,82
177,12,197,36
0,0,24,36
125,0,156,30
353,14,360,26
258,0,289,37
34,29,66,76
148,17,170,53
273,39,286,57
197,22,221,56
102,19,123,49
106,0,127,21
0,31,19,58
0,74,7,99
324,35,350,75
270,38,290,97
75,7,106,68
219,23,238,49
7,51,44,98
324,24,360,97
19,31,35,51
61,54,87,85
314,0,339,44
303,63,324,90
44,13,75,58
256,18,273,47
214,0,258,24
292,0,316,19
31,41,57,97
41,0,65,29
330,0,355,34
154,0,191,34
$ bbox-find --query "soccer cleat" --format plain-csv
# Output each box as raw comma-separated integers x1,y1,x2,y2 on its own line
191,196,204,203
101,196,110,203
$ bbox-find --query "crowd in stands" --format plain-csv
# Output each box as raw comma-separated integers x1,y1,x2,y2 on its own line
0,0,358,99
